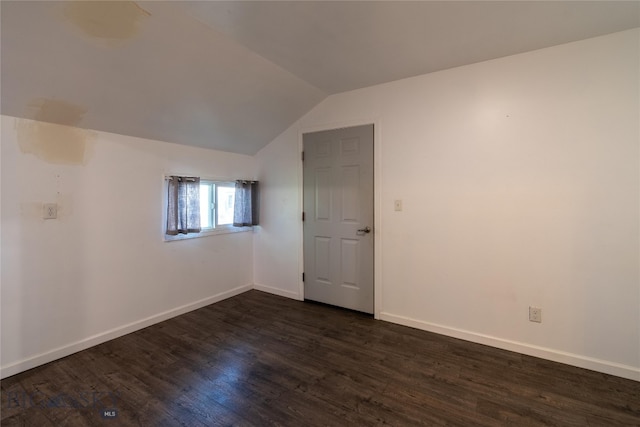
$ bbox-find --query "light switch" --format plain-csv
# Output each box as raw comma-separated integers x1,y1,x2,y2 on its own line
43,203,57,219
394,200,402,211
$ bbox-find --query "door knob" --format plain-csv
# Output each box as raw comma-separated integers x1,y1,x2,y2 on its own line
356,226,372,235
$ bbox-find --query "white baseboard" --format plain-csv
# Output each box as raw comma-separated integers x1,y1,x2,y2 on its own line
379,312,640,382
253,283,302,301
0,284,252,379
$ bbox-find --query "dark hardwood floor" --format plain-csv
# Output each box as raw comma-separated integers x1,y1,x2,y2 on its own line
2,290,639,426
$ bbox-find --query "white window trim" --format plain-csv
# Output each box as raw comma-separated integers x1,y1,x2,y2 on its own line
199,180,236,232
162,174,254,242
164,225,253,242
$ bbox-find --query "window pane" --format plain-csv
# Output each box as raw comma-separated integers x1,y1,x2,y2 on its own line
200,184,212,228
217,185,235,225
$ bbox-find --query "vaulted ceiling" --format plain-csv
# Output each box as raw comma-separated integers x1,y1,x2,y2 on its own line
2,1,638,155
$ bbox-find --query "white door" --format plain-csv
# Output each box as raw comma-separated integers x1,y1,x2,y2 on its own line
303,124,374,314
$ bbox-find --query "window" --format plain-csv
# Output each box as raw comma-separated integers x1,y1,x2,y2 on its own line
199,180,236,230
165,176,258,241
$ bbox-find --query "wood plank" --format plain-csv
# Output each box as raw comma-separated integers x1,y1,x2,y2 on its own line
2,290,639,426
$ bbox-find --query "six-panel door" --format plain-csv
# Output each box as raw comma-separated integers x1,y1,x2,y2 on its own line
303,124,374,314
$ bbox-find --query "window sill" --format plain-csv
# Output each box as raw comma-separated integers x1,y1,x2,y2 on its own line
164,226,253,242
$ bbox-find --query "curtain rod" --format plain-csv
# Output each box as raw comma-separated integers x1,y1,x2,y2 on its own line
165,176,257,183
164,176,197,181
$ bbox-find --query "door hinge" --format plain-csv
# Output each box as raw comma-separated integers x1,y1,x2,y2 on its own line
302,211,305,221
301,151,305,161
302,272,305,282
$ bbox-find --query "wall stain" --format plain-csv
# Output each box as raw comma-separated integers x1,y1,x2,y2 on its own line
16,99,95,165
63,1,150,43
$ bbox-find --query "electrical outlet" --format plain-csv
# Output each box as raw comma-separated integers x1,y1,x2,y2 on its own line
43,203,57,219
529,306,542,323
394,200,402,211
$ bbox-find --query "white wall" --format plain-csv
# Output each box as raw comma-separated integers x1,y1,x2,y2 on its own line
254,29,640,380
253,125,306,299
1,116,257,378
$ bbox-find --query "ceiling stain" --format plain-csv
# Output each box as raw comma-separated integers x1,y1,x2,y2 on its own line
63,1,150,43
16,99,95,165
28,98,88,127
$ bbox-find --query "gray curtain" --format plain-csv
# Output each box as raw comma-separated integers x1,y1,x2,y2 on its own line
166,176,201,235
233,180,259,227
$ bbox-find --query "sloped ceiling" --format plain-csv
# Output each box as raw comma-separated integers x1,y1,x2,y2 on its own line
2,1,638,155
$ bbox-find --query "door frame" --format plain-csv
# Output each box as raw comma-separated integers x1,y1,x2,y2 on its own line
298,118,382,319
